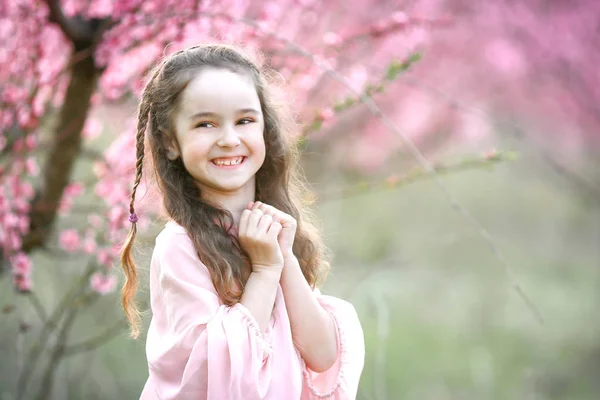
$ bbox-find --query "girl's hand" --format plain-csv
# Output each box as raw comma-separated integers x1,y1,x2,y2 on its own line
238,207,284,274
248,201,297,259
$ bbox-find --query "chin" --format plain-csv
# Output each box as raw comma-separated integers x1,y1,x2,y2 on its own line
214,179,253,192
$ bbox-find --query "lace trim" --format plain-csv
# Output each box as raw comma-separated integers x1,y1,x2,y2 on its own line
232,303,273,360
301,303,348,398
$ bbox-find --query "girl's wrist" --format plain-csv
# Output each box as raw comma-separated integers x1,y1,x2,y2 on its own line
283,253,298,265
250,268,283,282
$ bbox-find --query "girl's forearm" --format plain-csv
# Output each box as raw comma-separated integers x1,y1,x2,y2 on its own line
241,270,281,334
280,256,337,373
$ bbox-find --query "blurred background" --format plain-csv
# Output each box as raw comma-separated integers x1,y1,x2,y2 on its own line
1,0,599,399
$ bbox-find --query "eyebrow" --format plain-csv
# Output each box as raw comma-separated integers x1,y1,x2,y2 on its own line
189,108,260,120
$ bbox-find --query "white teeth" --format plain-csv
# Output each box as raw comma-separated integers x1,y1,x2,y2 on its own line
214,157,243,166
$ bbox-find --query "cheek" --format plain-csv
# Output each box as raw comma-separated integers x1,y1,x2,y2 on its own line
251,134,266,163
250,125,266,158
181,138,211,166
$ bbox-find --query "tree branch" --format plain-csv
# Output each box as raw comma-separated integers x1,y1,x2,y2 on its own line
316,151,514,202
16,262,97,400
27,292,48,324
45,0,96,43
35,293,99,400
62,319,128,357
22,55,100,253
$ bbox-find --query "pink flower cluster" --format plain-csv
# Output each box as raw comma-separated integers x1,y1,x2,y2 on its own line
5,0,595,298
1,140,37,291
90,271,117,295
1,0,427,296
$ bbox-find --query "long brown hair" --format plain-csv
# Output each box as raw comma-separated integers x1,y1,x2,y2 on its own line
120,44,330,338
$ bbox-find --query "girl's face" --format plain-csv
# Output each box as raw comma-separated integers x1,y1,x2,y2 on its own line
171,68,266,200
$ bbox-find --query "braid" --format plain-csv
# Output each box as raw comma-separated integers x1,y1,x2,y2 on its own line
129,102,149,215
119,95,152,339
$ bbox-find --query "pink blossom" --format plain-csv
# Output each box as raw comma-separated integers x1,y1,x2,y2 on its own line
88,214,104,228
323,32,341,46
25,158,39,176
484,148,498,159
59,229,80,252
83,118,102,140
25,134,36,150
347,66,368,92
390,11,409,25
14,274,32,292
65,183,84,197
97,249,113,267
4,212,19,228
17,214,29,234
58,198,73,215
90,272,117,295
11,253,32,276
83,235,97,254
261,3,282,22
320,107,335,121
93,162,108,178
7,231,22,251
108,206,127,230
14,198,31,213
20,181,35,198
484,38,527,77
88,0,114,18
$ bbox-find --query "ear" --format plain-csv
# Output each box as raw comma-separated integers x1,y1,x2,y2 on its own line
167,149,179,160
161,130,181,160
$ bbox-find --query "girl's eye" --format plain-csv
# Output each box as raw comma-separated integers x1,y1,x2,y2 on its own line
237,118,254,125
195,122,215,129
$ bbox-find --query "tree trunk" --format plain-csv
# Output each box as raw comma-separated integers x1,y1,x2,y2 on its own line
22,54,99,252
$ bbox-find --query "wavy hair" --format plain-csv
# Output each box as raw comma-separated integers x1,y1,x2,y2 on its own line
120,44,330,338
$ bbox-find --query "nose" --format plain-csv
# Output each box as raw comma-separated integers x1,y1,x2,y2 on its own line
217,124,241,148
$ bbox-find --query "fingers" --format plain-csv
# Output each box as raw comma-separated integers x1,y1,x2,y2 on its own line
246,209,263,237
267,221,282,241
251,202,298,231
251,201,274,215
251,201,283,223
257,213,273,235
241,207,276,238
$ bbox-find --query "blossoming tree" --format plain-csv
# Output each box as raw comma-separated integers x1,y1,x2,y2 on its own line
1,0,438,397
1,0,597,397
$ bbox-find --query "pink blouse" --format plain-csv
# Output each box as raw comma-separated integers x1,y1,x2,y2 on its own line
139,221,365,400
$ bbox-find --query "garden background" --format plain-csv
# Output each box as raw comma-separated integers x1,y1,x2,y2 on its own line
1,0,599,399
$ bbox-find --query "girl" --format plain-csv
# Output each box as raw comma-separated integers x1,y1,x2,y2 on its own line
120,44,365,400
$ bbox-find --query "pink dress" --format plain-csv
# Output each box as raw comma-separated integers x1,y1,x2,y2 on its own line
140,221,365,400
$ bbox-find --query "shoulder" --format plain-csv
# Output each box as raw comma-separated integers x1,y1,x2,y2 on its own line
152,220,209,279
316,291,362,326
154,220,193,253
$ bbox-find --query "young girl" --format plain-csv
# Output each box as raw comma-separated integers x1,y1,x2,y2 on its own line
120,44,365,400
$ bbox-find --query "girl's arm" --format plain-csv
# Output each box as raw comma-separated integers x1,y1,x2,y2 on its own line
280,255,338,373
238,208,285,334
241,269,281,334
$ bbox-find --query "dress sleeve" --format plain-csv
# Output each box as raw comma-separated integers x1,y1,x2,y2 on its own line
301,290,365,399
145,230,273,400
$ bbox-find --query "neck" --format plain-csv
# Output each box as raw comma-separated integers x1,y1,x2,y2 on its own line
200,182,256,226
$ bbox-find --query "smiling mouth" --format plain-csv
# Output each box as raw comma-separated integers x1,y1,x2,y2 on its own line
211,156,246,167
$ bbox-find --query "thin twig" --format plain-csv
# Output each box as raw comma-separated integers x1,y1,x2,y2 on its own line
34,293,99,400
397,75,600,201
315,152,513,202
16,262,97,400
62,318,128,357
27,292,48,323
